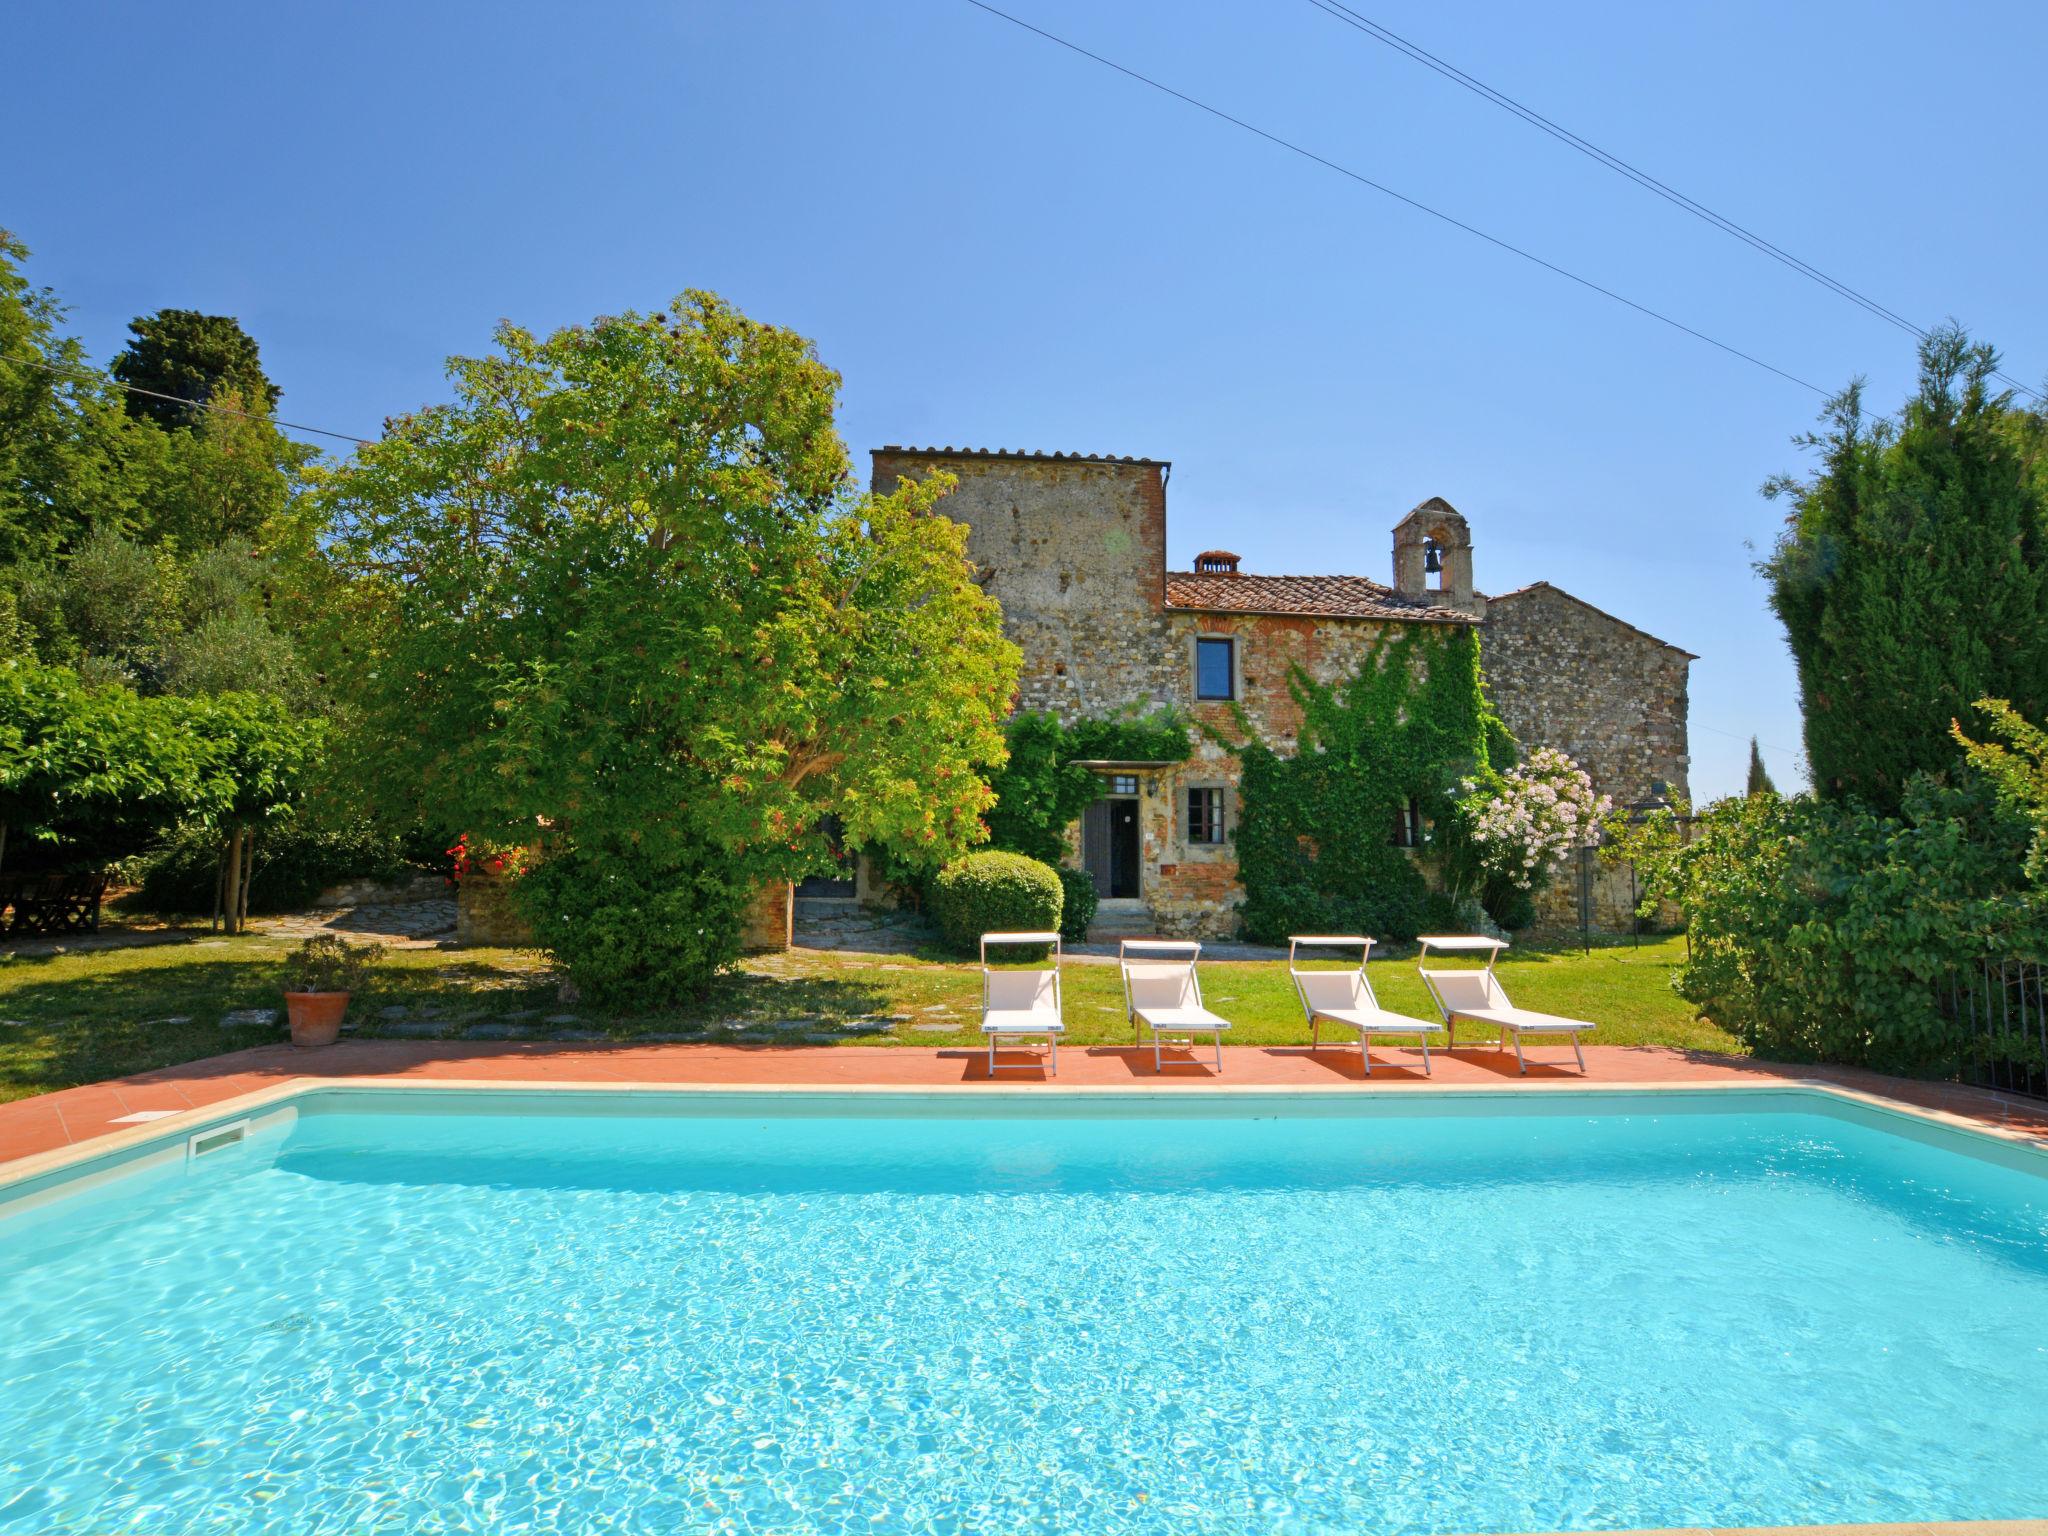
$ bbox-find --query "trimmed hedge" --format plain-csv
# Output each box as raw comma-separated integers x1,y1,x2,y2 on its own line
1055,866,1098,942
929,850,1064,955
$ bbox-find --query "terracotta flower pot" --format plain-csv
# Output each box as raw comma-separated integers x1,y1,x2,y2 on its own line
285,990,350,1048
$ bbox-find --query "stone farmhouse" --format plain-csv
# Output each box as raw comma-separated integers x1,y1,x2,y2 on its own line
833,446,1692,939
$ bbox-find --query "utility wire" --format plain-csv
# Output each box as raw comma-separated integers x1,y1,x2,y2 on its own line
1692,720,1804,761
16,354,373,446
1301,0,2044,404
962,0,1847,404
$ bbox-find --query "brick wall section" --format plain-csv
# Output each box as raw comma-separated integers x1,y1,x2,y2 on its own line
1150,611,1413,936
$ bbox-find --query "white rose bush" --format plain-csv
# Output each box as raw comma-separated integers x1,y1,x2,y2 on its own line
1458,747,1611,893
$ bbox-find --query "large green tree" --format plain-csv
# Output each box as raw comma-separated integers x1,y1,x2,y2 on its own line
111,309,279,431
1762,328,2048,813
320,291,1018,998
0,232,145,564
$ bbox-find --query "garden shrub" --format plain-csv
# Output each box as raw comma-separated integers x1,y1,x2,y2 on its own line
1673,776,2044,1076
1439,746,1607,932
929,850,1064,955
1055,865,1097,942
514,843,755,1008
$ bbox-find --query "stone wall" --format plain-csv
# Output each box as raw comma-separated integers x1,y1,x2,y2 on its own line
869,450,1692,940
1480,582,1692,810
870,450,1181,721
455,871,533,947
739,881,793,953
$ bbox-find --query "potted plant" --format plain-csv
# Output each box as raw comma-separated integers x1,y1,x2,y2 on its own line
280,935,382,1047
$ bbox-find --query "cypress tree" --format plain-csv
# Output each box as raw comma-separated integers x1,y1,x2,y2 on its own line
1745,737,1778,797
1761,327,2048,814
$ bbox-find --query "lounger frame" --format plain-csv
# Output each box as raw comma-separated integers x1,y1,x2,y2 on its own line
980,931,1064,1076
1415,935,1588,1074
1118,940,1229,1073
1286,935,1436,1076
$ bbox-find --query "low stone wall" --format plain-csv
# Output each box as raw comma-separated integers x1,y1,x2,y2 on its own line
315,873,447,908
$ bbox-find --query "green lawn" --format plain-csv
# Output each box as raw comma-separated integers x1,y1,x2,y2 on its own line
0,930,1733,1104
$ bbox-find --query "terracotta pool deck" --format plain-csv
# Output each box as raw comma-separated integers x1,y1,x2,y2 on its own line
4,1040,2047,1173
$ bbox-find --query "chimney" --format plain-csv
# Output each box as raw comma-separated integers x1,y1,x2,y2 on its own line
1193,550,1241,576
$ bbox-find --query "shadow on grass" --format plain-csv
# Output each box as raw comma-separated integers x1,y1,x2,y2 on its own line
0,954,298,1100
1,957,908,1100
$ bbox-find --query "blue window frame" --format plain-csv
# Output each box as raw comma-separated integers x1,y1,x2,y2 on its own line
1195,636,1235,701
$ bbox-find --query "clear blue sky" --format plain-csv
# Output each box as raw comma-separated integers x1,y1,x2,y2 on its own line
9,1,2044,801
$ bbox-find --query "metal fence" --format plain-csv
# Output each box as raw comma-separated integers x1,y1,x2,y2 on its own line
1949,958,2048,1099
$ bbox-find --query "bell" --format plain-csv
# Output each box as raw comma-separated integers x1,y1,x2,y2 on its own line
1423,543,1443,575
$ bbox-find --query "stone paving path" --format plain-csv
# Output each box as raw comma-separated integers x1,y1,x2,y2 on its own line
254,898,457,949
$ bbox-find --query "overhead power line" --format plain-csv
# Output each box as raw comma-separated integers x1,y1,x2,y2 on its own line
1301,0,2043,404
17,354,372,446
961,0,1848,404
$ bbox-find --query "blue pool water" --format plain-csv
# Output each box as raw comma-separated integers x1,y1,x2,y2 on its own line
2,1089,2046,1534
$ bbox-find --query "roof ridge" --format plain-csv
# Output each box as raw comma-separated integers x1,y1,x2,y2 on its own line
874,445,1169,467
1486,581,1695,657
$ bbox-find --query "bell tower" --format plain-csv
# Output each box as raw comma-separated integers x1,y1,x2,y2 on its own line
1391,497,1476,611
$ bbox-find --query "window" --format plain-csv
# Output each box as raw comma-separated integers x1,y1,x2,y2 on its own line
1108,774,1139,797
1187,787,1226,845
1390,797,1423,849
1194,636,1235,700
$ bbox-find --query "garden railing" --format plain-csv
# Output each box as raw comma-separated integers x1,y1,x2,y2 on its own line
1948,957,2048,1100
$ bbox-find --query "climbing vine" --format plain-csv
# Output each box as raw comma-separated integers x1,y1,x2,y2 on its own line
982,707,1192,866
1220,626,1513,944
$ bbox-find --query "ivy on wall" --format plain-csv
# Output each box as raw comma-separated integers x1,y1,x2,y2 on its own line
983,708,1192,866
1221,625,1512,944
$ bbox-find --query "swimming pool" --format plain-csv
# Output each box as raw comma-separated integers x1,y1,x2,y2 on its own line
2,1085,2045,1534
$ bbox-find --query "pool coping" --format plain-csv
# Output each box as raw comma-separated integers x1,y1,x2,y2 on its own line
1495,1526,2048,1536
6,1071,2048,1206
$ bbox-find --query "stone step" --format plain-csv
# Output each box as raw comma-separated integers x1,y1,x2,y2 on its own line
1087,919,1158,941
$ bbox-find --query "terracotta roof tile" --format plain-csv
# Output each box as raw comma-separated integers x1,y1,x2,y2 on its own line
1165,571,1477,624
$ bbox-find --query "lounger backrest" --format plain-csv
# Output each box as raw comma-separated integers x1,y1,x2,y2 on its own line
986,969,1059,1013
1123,960,1198,1013
1427,969,1511,1013
1293,969,1367,1015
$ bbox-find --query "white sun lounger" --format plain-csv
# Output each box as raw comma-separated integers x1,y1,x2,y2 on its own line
1119,939,1232,1073
980,931,1065,1076
1287,935,1439,1075
1416,935,1591,1074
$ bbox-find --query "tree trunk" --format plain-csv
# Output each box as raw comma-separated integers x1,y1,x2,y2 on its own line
237,827,255,932
0,817,9,877
213,835,232,932
222,826,246,935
